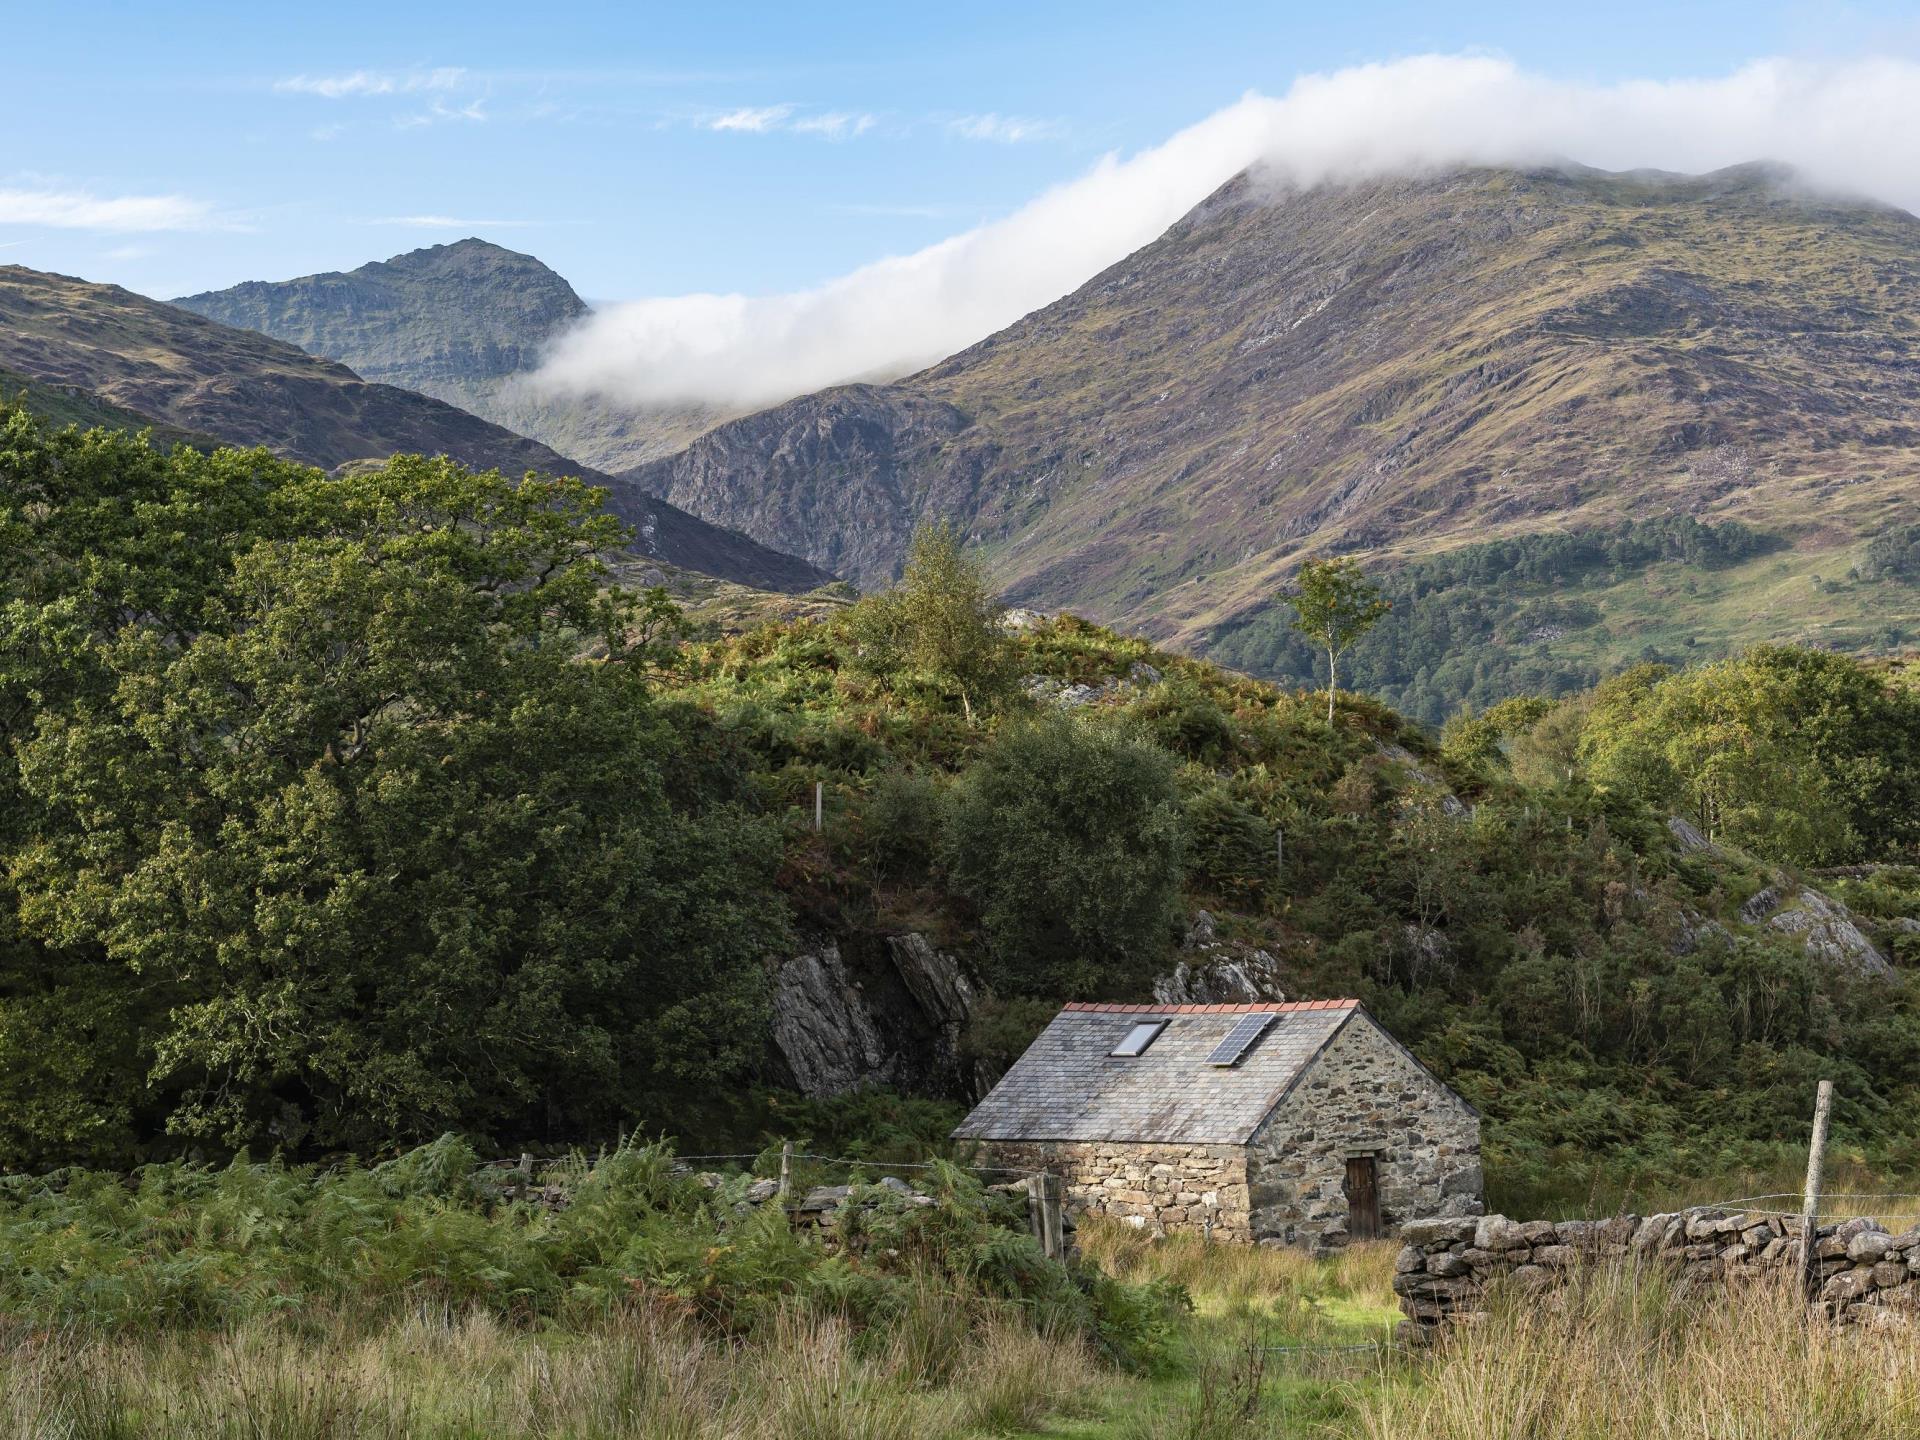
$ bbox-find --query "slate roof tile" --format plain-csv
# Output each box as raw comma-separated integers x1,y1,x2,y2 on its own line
953,1001,1359,1145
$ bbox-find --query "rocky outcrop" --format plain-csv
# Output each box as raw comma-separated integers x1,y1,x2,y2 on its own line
1667,815,1718,854
769,931,984,1099
770,940,891,1097
1025,660,1163,709
1740,884,1893,978
1154,911,1285,1004
1377,743,1469,818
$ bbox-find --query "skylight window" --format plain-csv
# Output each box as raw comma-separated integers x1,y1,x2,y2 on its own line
1110,1019,1168,1057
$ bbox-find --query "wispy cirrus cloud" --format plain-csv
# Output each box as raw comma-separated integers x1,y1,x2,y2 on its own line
396,98,487,130
274,67,467,99
705,104,876,139
0,186,236,233
708,104,794,133
947,112,1066,144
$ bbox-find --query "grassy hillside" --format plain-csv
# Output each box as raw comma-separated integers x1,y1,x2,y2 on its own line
632,162,1920,714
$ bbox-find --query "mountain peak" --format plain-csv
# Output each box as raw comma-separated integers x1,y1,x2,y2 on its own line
174,235,588,398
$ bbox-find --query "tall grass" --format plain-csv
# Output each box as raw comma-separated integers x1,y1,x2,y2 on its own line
0,1301,1102,1440
1352,1261,1920,1439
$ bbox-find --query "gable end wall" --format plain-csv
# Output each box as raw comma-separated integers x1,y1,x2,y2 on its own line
1246,1014,1482,1248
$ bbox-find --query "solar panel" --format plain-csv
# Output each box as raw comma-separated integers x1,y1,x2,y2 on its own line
1206,1013,1277,1066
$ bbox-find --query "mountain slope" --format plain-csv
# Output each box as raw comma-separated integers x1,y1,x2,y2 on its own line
173,239,728,471
0,264,829,592
629,163,1920,698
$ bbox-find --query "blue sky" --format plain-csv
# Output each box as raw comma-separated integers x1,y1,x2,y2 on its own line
6,0,1919,307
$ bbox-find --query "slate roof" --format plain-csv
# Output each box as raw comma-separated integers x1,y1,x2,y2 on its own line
952,1000,1361,1146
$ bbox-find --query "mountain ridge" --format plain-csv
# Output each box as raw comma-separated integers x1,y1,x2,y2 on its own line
0,263,830,593
174,239,730,471
624,160,1920,695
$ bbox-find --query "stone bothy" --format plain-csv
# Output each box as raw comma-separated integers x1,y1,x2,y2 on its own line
954,1000,1481,1250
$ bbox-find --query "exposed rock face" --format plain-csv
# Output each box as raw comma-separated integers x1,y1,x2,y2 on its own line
1740,884,1893,977
1153,911,1285,1005
1667,816,1718,854
770,940,890,1096
768,932,983,1099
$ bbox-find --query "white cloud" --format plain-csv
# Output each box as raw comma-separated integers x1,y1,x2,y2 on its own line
103,243,155,261
947,113,1064,144
792,111,877,140
708,105,794,133
536,54,1920,411
706,104,876,139
0,186,230,233
310,122,347,142
275,67,467,99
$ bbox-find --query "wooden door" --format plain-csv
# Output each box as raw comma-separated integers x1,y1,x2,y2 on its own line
1345,1156,1381,1240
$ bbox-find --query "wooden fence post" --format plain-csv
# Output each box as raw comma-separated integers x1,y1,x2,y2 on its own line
778,1141,794,1201
813,781,824,832
1026,1172,1064,1260
1800,1078,1834,1299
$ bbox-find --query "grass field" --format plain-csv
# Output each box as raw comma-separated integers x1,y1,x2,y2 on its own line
10,1216,1920,1439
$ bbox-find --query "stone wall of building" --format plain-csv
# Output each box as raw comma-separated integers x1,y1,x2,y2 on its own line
1246,1016,1482,1249
971,1140,1253,1242
1395,1208,1920,1340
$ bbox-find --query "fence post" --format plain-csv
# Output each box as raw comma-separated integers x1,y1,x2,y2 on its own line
1025,1173,1047,1252
516,1151,533,1203
814,781,824,833
1026,1172,1064,1260
778,1140,794,1201
1800,1078,1834,1300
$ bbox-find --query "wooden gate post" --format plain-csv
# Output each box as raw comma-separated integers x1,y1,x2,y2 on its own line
778,1140,794,1201
1800,1079,1834,1299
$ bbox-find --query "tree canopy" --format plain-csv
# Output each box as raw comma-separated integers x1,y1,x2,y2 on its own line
0,410,787,1163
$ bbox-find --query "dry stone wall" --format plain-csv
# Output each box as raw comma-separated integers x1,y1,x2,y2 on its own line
1395,1207,1920,1340
972,1141,1253,1242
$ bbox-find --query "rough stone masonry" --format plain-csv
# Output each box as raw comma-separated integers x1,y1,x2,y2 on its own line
1395,1206,1920,1341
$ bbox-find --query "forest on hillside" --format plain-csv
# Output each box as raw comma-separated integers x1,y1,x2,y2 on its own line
4,411,1920,1207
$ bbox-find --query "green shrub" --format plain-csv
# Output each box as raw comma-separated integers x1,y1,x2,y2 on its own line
941,714,1185,997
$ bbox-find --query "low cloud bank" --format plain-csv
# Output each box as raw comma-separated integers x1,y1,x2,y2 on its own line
534,54,1920,411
